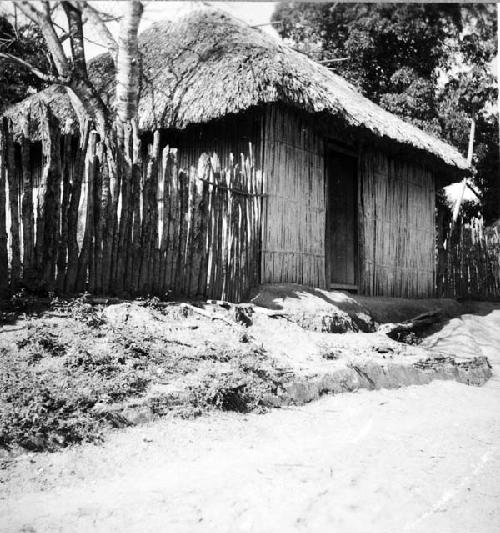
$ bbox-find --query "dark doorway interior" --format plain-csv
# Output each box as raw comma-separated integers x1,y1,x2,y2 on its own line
325,148,358,290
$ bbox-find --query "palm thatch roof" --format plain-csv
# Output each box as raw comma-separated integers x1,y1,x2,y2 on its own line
3,6,468,170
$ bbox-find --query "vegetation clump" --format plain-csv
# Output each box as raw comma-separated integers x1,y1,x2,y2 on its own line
0,300,285,453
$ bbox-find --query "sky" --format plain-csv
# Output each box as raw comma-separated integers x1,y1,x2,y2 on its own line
0,1,278,57
68,1,278,58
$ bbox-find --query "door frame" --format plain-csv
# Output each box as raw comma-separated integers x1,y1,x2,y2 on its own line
324,140,359,292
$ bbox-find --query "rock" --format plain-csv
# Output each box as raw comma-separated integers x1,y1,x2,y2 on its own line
103,303,162,329
375,345,394,354
232,305,254,327
121,406,154,426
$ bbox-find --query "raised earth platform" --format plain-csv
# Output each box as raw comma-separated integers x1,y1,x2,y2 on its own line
0,284,494,445
98,285,493,422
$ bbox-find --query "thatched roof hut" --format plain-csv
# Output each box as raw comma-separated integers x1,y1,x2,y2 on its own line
0,7,470,299
4,7,467,171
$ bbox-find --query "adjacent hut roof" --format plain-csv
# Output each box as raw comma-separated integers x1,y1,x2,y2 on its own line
3,6,468,170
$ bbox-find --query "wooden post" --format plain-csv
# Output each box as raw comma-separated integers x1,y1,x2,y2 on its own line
182,165,196,294
220,164,230,300
159,146,170,293
149,130,160,293
128,137,142,295
175,168,188,296
208,153,221,298
165,149,179,293
65,122,90,293
92,138,105,293
76,130,98,292
497,3,500,219
0,121,8,293
56,134,72,292
115,122,133,294
197,157,211,297
109,131,123,295
138,130,160,294
21,116,35,280
36,104,62,289
189,154,207,296
4,119,20,285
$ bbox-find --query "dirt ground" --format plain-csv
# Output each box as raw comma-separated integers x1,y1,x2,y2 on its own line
1,300,499,532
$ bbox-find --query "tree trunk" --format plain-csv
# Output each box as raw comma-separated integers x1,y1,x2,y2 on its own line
116,0,143,123
15,0,145,296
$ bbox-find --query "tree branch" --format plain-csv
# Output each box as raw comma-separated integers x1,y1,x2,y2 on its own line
320,58,349,64
62,1,87,78
79,1,118,60
0,52,62,83
17,0,71,80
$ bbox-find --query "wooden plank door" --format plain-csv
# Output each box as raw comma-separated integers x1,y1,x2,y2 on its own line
325,149,358,289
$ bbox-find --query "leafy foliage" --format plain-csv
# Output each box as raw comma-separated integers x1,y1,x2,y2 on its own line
0,16,50,112
274,2,499,222
187,347,282,415
0,301,286,453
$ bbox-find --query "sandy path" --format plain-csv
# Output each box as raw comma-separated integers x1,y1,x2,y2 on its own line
1,311,500,533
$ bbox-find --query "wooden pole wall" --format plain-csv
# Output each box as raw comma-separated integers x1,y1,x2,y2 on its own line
5,105,496,301
0,111,264,302
0,120,8,293
358,149,437,298
260,105,326,289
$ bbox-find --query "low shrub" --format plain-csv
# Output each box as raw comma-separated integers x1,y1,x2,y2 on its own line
0,332,151,452
188,347,284,414
17,324,67,364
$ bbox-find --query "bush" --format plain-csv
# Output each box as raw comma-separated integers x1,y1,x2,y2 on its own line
188,347,283,414
0,332,151,452
17,323,67,364
0,299,287,452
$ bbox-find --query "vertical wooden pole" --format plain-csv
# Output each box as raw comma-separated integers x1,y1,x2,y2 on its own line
138,130,160,294
0,121,8,293
65,122,90,293
208,153,220,298
165,150,179,293
159,146,170,293
182,165,196,295
175,168,188,296
115,122,133,294
220,164,229,300
109,131,122,294
128,140,142,295
21,116,35,281
76,130,98,293
189,154,207,296
92,138,105,293
149,131,160,293
197,157,211,297
37,104,61,289
56,134,72,292
101,142,113,294
5,119,20,286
